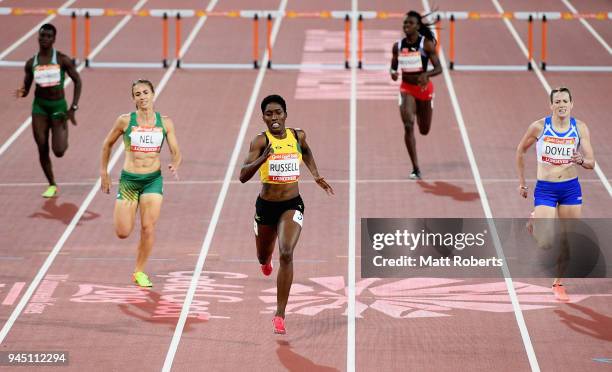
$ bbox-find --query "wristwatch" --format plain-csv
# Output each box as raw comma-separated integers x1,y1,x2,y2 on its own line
71,104,78,111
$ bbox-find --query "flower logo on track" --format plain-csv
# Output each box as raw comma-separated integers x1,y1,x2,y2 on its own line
259,277,609,318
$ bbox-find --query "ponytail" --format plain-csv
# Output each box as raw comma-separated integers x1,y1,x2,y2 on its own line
406,10,438,44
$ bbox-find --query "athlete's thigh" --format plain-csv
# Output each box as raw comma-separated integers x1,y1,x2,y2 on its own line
31,114,50,145
277,209,303,253
50,117,68,149
114,199,139,233
139,193,163,226
415,98,433,133
399,92,416,125
557,204,581,219
256,223,277,253
533,205,557,244
534,205,557,218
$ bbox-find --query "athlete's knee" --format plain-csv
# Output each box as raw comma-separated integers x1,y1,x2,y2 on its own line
418,125,431,136
52,144,67,158
115,228,131,239
403,122,416,136
141,222,156,237
37,143,50,158
279,250,293,265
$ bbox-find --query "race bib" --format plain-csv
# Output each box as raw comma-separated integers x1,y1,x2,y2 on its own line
292,210,304,227
540,136,575,165
130,127,164,153
268,153,300,183
34,64,61,87
398,50,423,73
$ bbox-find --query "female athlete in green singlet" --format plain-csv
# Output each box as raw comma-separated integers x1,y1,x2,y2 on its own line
15,24,82,198
100,79,182,288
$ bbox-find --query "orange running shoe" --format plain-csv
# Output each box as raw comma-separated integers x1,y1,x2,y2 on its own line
553,284,569,302
272,316,286,334
261,257,273,276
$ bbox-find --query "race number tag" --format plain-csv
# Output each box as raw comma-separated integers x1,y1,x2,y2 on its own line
130,127,164,153
34,64,61,87
398,50,423,73
293,210,304,227
268,153,300,183
541,136,575,165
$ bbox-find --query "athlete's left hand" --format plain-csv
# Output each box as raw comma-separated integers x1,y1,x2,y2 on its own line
168,163,180,180
67,109,77,126
571,150,584,166
417,73,429,87
315,177,334,196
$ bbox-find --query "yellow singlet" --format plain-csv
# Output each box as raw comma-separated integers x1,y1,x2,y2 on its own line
259,129,302,184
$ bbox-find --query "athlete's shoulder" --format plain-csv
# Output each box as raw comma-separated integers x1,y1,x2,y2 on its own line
531,117,546,127
573,117,587,126
527,118,545,136
56,51,73,64
290,127,305,137
24,56,34,68
254,131,268,142
117,113,131,122
574,118,589,134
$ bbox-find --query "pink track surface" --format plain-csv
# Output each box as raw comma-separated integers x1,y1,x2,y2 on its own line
0,0,610,371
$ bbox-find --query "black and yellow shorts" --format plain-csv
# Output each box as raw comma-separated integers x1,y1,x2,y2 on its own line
254,195,305,226
117,170,163,201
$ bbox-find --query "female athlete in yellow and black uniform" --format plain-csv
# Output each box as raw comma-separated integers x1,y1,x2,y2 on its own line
100,79,182,288
390,11,441,179
240,94,334,334
15,24,82,197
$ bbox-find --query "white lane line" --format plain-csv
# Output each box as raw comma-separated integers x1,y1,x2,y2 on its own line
347,0,357,370
3,178,610,188
560,0,612,54
0,0,195,345
0,0,149,159
424,1,541,371
0,0,77,60
160,0,287,370
491,0,612,199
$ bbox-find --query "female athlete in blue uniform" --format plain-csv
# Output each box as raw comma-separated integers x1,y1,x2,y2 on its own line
516,87,595,301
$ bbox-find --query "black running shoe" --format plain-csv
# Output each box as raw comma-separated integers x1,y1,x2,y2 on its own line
410,169,421,180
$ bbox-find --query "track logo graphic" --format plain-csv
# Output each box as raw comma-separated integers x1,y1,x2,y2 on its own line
259,277,609,318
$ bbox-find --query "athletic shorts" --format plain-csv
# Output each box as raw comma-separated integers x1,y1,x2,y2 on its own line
32,97,68,120
254,195,305,226
117,170,163,201
400,81,434,101
534,177,582,207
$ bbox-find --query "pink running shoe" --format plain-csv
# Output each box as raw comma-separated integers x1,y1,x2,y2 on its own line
553,284,570,302
261,257,273,276
272,316,286,334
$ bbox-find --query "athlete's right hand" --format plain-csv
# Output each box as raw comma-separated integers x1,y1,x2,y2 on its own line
101,173,111,194
390,69,399,81
14,88,26,98
518,185,528,198
261,143,274,159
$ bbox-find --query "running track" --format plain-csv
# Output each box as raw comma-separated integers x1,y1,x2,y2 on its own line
0,0,610,370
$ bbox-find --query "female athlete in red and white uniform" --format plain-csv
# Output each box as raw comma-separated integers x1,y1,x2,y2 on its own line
390,11,442,179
